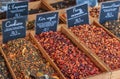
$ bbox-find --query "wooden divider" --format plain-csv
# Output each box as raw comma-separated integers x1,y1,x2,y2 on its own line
86,72,111,79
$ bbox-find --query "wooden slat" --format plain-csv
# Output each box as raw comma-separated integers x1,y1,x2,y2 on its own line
111,70,120,79
86,72,111,79
44,0,63,4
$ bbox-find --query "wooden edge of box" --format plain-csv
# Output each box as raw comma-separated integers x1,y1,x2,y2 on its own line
86,72,112,79
93,20,120,41
0,47,17,79
110,69,120,79
60,26,111,72
44,0,63,4
29,33,66,79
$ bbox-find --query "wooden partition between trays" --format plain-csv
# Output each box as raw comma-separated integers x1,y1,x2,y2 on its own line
0,33,66,79
30,24,110,79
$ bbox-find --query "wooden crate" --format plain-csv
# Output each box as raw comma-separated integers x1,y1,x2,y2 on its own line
0,33,66,79
31,24,110,79
61,20,120,79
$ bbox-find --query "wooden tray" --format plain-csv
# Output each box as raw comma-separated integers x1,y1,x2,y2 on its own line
0,33,66,79
31,24,110,79
61,20,120,78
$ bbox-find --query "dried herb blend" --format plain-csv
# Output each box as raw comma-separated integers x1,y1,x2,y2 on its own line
70,24,120,70
103,19,120,38
36,31,101,79
2,38,59,79
51,0,76,10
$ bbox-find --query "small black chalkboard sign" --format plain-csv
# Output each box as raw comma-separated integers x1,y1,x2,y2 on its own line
7,1,28,19
66,3,89,27
99,1,120,24
35,12,59,34
2,17,26,43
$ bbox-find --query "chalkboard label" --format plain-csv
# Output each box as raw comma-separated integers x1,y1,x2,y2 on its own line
66,3,89,27
2,17,26,43
35,12,59,34
76,0,98,7
7,1,28,19
99,1,120,24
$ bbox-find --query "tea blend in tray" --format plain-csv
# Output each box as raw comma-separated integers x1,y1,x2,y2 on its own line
103,19,120,38
70,24,120,70
2,38,59,79
27,20,35,30
89,7,100,18
51,0,76,10
29,8,48,15
0,53,12,79
35,31,101,79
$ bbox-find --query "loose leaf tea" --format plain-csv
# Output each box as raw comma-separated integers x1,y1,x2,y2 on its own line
29,8,48,15
51,0,76,10
70,24,120,70
89,7,100,18
2,38,59,79
35,31,101,79
103,19,120,37
27,20,35,30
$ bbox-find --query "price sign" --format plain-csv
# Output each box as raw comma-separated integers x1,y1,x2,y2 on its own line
7,1,28,19
99,1,120,24
35,12,59,34
66,3,89,27
2,17,26,43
